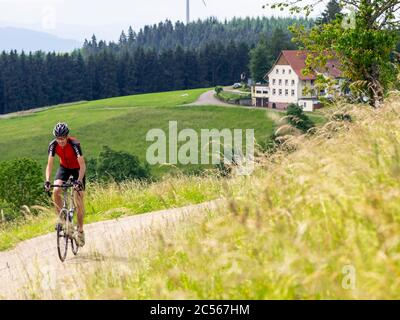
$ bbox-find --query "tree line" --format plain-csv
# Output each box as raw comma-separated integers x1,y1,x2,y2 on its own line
0,16,311,114
82,16,312,55
0,41,251,114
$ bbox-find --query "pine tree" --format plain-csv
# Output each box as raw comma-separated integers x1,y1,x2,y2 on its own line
269,28,295,59
316,0,343,25
128,26,136,46
249,38,272,83
119,31,128,47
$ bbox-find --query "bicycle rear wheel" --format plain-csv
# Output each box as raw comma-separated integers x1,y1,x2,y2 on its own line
71,226,79,255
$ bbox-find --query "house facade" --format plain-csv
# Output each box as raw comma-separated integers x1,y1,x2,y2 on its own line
251,50,343,112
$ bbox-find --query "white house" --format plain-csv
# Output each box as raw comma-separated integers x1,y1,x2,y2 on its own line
251,50,343,112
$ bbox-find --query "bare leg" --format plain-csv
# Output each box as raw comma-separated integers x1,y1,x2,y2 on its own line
53,179,64,217
74,190,85,232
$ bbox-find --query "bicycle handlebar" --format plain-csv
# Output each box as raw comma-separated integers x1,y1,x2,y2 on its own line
45,182,82,197
49,183,74,188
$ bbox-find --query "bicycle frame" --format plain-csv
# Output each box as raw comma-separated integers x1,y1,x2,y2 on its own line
50,176,79,219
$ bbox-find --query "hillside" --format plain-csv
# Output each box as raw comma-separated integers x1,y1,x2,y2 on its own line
0,27,81,52
0,88,276,177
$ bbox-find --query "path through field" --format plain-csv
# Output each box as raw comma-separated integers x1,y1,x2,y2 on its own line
0,200,222,299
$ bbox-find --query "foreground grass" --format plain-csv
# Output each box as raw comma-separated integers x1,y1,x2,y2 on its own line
0,174,227,251
77,96,400,299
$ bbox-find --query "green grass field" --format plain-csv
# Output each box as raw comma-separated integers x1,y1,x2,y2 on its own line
0,88,276,177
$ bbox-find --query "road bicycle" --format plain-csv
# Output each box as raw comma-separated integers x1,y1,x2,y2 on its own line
48,176,80,262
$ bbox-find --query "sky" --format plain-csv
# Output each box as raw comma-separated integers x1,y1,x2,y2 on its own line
0,0,325,42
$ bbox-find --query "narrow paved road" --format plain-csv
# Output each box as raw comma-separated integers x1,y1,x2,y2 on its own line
184,90,234,106
184,89,270,112
0,200,222,299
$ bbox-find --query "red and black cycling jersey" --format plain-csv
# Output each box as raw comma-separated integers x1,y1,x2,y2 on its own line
48,137,83,169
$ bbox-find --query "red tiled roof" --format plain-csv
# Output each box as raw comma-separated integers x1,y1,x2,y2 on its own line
270,50,342,80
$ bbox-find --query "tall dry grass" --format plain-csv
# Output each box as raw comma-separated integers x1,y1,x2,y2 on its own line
75,96,400,299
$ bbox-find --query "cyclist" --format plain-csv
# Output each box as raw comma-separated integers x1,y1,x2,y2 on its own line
44,122,86,247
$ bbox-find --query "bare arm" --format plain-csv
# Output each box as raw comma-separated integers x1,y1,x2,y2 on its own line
77,156,86,182
46,155,54,182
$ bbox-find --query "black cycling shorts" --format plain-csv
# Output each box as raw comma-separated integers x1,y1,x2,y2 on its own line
55,166,86,190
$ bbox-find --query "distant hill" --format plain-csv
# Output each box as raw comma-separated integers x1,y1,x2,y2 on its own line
0,27,81,52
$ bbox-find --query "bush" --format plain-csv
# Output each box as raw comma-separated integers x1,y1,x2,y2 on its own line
215,86,223,95
0,199,18,222
88,146,151,183
286,104,315,133
0,158,45,212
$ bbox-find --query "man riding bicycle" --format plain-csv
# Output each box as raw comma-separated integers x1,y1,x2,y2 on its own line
44,122,86,247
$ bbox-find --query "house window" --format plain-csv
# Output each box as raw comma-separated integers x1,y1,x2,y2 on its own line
311,80,315,86
273,89,276,95
285,80,288,86
292,80,295,86
289,69,292,74
279,89,282,96
279,79,282,85
283,69,286,74
256,90,262,94
276,68,279,74
272,79,276,85
285,89,288,96
291,90,295,96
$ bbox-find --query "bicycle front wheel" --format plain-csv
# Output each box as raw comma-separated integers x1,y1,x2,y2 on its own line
57,223,68,262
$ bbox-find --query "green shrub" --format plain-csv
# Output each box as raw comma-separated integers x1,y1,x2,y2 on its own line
286,104,315,133
0,158,45,211
88,146,151,183
0,199,18,222
215,86,223,95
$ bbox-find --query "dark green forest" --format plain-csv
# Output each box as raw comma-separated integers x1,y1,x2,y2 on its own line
0,17,312,114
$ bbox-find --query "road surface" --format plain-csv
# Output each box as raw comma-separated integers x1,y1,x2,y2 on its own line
0,200,222,299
